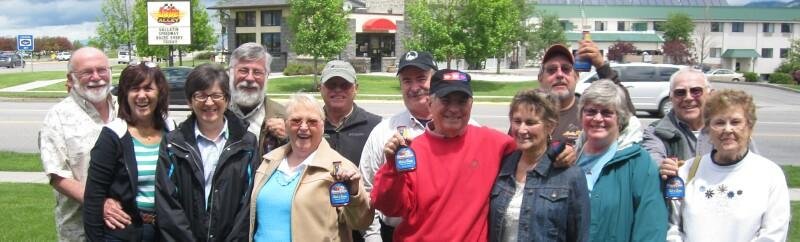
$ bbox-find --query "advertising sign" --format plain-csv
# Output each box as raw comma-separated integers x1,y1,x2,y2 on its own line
147,1,192,45
17,35,34,51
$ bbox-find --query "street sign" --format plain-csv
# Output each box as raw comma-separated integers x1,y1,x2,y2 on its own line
17,35,34,51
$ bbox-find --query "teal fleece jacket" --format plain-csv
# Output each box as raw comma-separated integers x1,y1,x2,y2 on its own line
588,143,667,242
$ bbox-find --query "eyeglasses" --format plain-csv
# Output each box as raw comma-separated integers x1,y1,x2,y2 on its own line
192,93,226,102
582,108,616,118
288,118,320,127
672,87,704,98
236,67,266,79
544,64,574,75
709,118,747,131
72,67,110,79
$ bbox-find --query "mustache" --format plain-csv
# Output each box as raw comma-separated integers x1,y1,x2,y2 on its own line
236,81,261,90
407,89,428,97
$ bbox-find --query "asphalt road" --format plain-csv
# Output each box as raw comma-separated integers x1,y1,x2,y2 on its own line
0,60,70,74
1,82,798,165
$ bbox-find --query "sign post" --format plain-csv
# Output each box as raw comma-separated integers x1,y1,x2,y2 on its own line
147,1,192,67
17,35,34,72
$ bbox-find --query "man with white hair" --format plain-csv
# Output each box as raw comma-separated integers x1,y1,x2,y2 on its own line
227,42,287,155
39,47,118,241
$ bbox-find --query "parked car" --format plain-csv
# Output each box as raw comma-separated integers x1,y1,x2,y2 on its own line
0,53,25,68
706,69,744,82
56,52,71,61
111,66,193,107
575,63,685,117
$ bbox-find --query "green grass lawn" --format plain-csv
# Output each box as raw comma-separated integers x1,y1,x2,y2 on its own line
783,165,800,188
0,183,56,241
270,75,537,97
0,151,42,172
0,71,66,89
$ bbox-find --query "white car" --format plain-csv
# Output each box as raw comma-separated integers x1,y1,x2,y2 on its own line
56,52,71,61
575,63,686,117
706,69,744,82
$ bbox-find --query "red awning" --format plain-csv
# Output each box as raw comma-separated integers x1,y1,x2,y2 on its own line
363,18,396,32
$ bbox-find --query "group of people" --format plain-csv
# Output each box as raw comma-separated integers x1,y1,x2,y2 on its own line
39,38,789,242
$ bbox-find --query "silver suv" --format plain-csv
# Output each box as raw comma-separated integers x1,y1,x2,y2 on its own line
575,63,686,117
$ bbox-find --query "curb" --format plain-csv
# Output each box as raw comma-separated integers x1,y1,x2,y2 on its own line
711,80,800,94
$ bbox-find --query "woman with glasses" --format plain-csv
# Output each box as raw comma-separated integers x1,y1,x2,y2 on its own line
664,90,789,242
575,80,666,242
83,62,173,241
248,93,372,242
489,89,590,242
156,63,258,241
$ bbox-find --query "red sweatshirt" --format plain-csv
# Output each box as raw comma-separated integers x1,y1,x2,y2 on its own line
371,125,516,241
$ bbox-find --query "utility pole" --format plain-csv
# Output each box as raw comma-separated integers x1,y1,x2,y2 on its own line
123,0,133,61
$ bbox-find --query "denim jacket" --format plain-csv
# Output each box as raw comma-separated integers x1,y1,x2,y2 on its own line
489,150,590,242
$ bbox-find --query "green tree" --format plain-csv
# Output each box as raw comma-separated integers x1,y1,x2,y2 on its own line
287,0,350,83
662,12,694,43
462,0,525,73
404,0,465,69
72,40,85,50
96,0,133,53
526,11,566,64
131,0,216,65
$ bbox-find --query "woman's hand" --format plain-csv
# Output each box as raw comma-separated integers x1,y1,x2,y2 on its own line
333,167,362,195
660,157,683,180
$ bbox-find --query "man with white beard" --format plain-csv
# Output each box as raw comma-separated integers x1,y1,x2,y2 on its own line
226,43,287,155
39,47,118,241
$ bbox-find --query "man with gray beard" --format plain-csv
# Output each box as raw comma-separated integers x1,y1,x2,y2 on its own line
39,47,119,241
226,43,287,155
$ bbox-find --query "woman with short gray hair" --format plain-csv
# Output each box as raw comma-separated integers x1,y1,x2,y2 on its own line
575,79,667,241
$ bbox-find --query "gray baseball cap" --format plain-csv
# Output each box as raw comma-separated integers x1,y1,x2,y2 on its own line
320,60,356,83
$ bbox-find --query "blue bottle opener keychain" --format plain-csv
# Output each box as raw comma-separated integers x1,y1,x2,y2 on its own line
329,161,351,206
395,126,417,172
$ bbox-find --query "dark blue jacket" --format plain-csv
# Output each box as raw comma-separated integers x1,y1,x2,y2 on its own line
489,150,590,242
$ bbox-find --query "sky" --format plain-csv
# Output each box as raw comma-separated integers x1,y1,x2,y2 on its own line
0,0,219,42
0,0,787,43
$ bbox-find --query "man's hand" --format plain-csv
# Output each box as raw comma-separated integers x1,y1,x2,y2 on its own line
552,144,577,168
382,133,409,158
577,39,605,68
103,198,131,230
266,118,286,139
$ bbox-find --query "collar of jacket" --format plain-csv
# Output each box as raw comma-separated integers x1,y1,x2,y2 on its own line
497,149,555,178
604,143,644,167
324,104,370,132
261,138,340,172
172,110,248,145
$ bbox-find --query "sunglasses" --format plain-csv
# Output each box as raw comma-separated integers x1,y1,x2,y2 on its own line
672,87,704,98
544,64,574,75
289,118,321,127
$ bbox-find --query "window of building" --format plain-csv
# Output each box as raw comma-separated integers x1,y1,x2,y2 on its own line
781,23,792,33
559,21,573,31
594,21,606,31
617,21,626,31
653,21,665,31
731,22,744,32
780,48,789,58
761,48,773,58
261,33,281,54
711,22,722,32
763,23,774,33
236,33,256,47
236,11,256,27
261,10,281,26
632,22,648,31
710,48,722,58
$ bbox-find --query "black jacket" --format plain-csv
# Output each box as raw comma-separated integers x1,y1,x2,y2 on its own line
324,104,382,166
156,111,257,242
84,119,174,241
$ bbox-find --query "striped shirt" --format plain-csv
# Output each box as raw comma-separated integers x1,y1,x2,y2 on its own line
133,138,159,211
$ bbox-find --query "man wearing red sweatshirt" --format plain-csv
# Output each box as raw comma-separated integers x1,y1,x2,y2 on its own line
372,69,516,241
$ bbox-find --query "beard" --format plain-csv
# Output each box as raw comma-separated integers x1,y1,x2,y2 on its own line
231,81,265,108
72,79,110,104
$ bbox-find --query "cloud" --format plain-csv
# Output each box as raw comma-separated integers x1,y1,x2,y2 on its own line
0,22,99,41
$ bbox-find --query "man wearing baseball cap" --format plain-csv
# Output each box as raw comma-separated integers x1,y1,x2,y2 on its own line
371,69,515,241
319,60,381,166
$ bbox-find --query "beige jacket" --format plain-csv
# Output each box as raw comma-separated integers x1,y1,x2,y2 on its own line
248,139,373,242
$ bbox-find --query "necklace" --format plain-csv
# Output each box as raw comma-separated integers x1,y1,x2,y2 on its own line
275,171,302,186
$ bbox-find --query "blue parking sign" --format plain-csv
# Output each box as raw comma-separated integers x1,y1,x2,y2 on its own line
17,35,34,51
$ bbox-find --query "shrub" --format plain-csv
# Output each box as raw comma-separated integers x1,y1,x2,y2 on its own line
768,72,793,84
194,51,215,60
283,62,318,76
743,72,759,82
